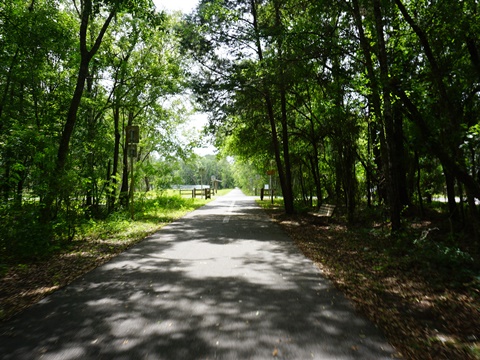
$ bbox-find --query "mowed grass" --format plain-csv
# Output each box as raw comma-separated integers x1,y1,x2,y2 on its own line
80,189,230,242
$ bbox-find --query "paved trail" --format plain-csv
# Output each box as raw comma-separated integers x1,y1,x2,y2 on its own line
0,189,399,359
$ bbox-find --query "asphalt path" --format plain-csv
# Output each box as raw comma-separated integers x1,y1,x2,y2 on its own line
0,189,400,359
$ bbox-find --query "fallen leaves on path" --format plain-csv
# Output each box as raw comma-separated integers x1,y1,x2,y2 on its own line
0,237,144,321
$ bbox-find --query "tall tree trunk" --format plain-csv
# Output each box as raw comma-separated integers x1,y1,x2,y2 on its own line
0,48,19,123
373,0,402,231
414,150,425,215
308,113,323,208
250,0,294,214
145,176,151,192
394,0,474,231
85,68,96,215
107,104,121,212
41,1,116,222
444,168,459,222
276,0,295,214
366,118,373,207
393,104,410,206
119,143,129,207
308,154,322,208
350,0,389,209
15,168,26,206
119,111,134,207
279,85,295,214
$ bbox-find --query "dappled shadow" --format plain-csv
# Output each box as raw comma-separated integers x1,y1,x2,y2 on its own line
0,190,398,359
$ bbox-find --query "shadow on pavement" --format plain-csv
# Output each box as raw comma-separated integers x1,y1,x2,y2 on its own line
0,190,399,359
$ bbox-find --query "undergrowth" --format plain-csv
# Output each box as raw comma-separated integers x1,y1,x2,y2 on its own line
0,190,228,266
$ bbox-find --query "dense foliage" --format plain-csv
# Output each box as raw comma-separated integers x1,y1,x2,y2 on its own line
183,0,480,241
2,0,479,263
0,0,205,260
1,2,479,357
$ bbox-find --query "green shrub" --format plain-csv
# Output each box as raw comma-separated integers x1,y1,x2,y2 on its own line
0,204,53,261
412,228,475,283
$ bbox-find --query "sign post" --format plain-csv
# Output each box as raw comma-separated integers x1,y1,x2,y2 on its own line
199,167,205,198
126,125,139,144
266,169,275,204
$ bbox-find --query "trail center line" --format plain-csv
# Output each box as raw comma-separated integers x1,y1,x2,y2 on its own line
223,200,236,223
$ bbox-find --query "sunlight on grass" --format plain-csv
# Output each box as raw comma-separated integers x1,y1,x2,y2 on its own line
255,198,284,210
79,189,232,244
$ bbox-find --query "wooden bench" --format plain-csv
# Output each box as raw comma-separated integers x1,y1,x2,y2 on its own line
311,204,336,218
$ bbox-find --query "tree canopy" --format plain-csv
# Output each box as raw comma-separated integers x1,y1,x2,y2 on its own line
1,0,479,253
0,0,197,256
183,0,480,235
1,2,480,357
